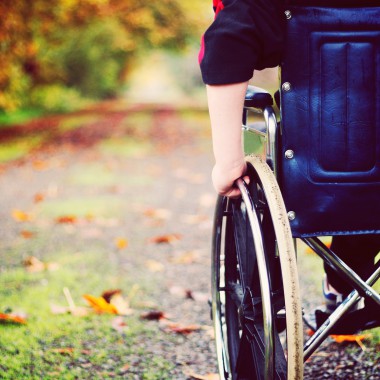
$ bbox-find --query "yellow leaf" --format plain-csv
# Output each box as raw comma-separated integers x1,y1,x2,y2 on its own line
11,209,32,222
115,237,128,249
83,294,118,314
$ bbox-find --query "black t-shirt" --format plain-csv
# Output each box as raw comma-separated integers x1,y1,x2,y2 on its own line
199,0,285,85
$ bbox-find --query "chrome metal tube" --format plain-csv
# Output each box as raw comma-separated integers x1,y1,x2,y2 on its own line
302,237,380,306
263,107,278,176
303,265,380,360
237,178,274,380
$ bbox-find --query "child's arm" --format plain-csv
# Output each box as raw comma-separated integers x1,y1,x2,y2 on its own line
207,81,249,198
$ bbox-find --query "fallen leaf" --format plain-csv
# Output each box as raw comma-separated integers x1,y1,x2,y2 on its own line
145,260,165,272
23,256,46,272
33,193,45,203
102,289,123,303
119,363,130,373
149,234,182,244
23,256,59,272
20,230,35,239
115,237,128,250
11,209,32,222
51,348,74,355
187,372,219,380
104,291,133,316
0,312,27,324
83,294,118,314
56,215,77,224
143,208,171,220
330,334,371,350
185,290,209,303
140,310,166,321
111,316,128,333
164,322,201,335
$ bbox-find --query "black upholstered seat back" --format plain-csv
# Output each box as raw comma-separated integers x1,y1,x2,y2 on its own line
279,6,380,237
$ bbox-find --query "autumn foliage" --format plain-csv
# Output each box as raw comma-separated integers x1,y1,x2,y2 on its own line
0,0,208,112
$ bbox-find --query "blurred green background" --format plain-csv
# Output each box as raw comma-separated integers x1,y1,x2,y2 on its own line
0,0,213,120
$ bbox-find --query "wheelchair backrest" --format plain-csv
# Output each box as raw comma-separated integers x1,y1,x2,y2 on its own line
279,5,380,237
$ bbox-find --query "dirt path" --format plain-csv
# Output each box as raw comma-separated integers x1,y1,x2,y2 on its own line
0,101,378,379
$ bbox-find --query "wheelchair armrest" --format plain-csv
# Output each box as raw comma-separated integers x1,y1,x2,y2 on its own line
244,85,273,109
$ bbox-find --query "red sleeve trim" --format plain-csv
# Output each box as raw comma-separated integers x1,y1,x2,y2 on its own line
213,0,224,18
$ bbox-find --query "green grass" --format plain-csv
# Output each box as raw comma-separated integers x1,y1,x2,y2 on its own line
0,233,174,379
0,109,43,127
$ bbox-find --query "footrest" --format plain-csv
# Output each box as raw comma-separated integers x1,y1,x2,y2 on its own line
315,308,380,335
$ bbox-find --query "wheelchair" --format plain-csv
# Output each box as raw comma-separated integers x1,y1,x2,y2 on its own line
211,3,380,379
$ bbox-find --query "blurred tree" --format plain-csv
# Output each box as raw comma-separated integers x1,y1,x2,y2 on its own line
0,0,209,111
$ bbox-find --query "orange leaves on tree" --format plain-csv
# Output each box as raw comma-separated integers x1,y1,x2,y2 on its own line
11,209,32,222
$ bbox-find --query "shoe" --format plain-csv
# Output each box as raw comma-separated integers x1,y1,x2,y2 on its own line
322,275,344,314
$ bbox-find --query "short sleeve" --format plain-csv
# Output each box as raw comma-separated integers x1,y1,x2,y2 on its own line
199,0,285,85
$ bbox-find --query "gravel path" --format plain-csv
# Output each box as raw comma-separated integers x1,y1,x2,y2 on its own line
0,103,378,379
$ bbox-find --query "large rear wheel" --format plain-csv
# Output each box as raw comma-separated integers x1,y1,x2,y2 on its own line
211,156,303,380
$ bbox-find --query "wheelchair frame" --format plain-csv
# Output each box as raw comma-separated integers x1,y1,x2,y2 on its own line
211,5,380,380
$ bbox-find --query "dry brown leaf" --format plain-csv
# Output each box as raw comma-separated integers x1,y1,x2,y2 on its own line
140,310,166,321
0,312,27,324
149,233,182,244
164,322,201,335
23,256,46,272
115,237,128,250
11,209,32,222
108,294,134,316
55,215,77,224
23,256,59,272
83,294,118,314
